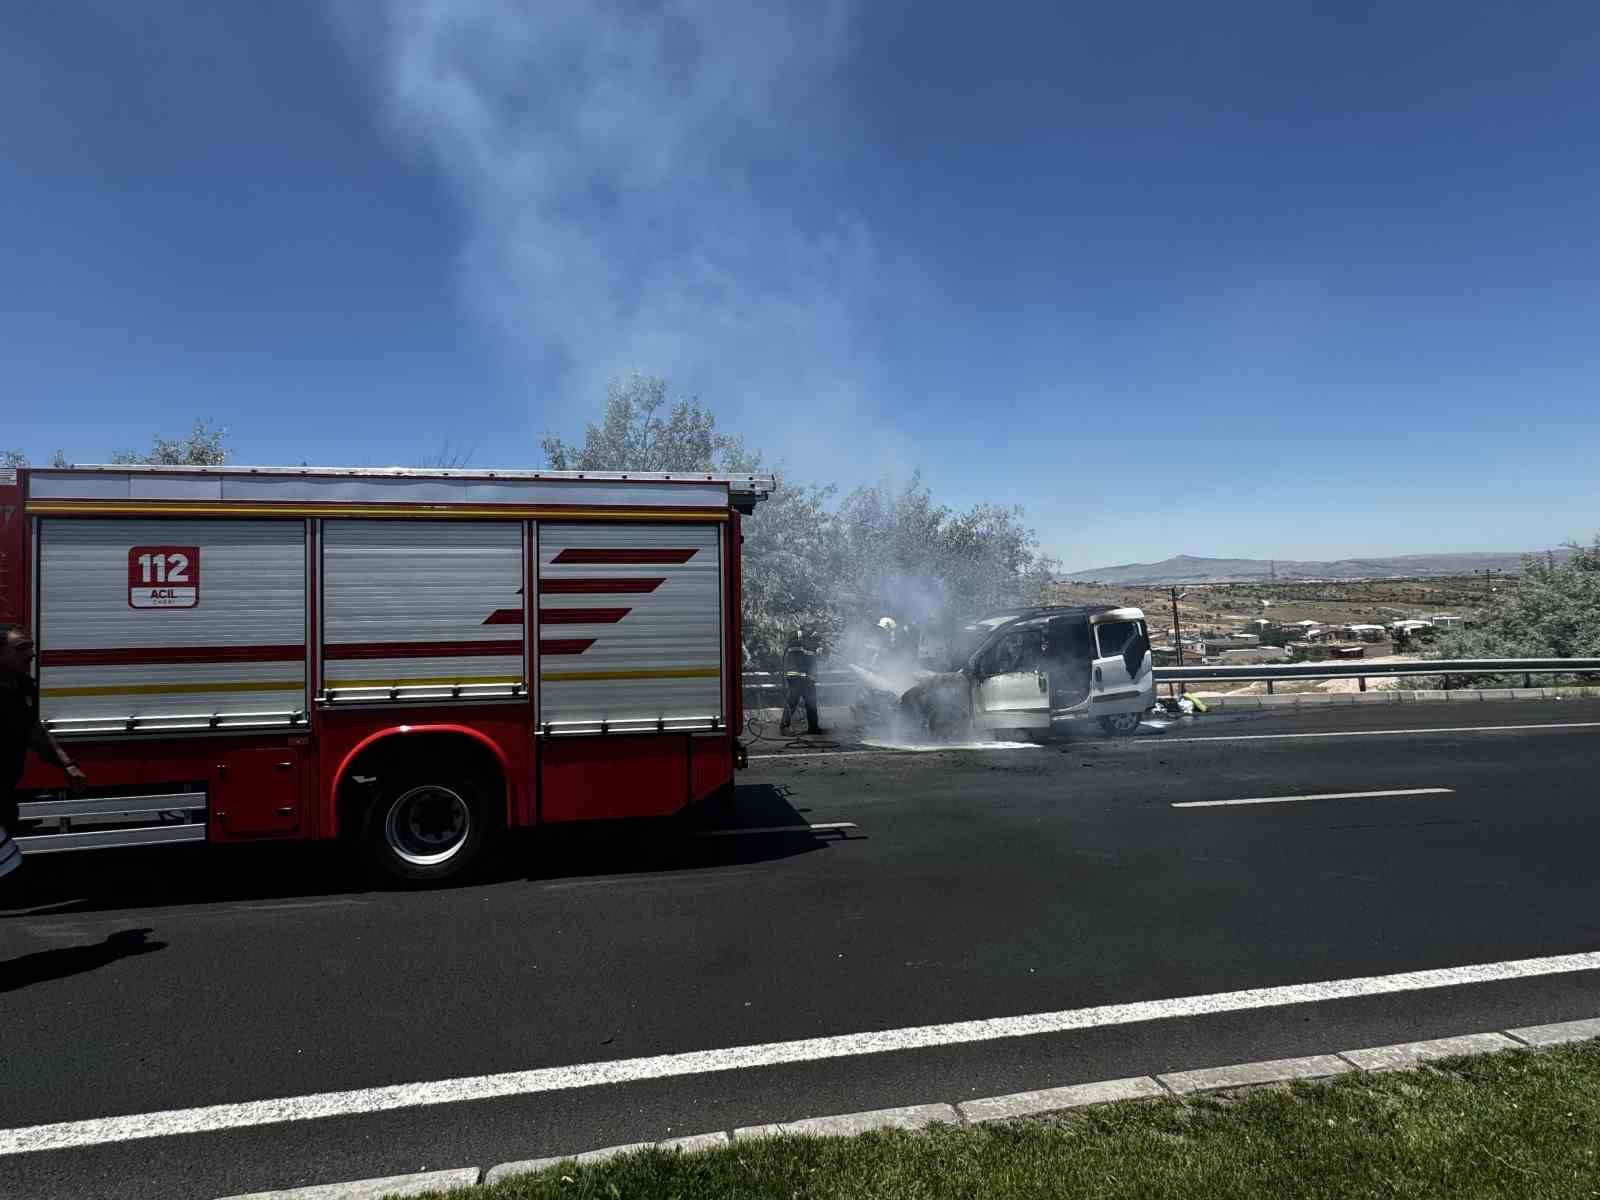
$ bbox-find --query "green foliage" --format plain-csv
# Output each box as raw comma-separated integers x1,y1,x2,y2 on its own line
541,374,750,474
1428,538,1600,662
541,375,1060,670
111,419,229,466
461,1040,1600,1200
0,449,69,469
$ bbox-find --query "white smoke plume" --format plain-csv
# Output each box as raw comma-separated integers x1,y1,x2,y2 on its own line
342,0,892,462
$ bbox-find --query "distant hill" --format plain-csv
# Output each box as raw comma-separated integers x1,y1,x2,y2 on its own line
1059,551,1570,586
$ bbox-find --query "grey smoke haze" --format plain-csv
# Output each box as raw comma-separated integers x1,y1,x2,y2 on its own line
346,0,906,475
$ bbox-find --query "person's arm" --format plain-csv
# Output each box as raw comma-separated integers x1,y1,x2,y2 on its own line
28,721,87,794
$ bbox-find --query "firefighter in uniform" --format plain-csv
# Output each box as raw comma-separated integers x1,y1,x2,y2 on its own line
779,628,825,736
1,625,88,896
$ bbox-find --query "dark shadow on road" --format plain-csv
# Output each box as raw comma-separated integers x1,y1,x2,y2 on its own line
0,927,166,993
0,842,365,919
0,784,846,917
513,782,848,884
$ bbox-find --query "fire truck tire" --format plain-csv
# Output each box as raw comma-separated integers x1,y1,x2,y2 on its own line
362,774,489,885
1098,712,1142,736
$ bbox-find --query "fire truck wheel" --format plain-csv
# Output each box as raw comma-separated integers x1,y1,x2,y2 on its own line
364,776,487,884
1098,712,1142,736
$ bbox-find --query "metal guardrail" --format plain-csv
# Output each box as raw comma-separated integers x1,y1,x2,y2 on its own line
743,671,863,707
1156,657,1600,695
745,659,1600,701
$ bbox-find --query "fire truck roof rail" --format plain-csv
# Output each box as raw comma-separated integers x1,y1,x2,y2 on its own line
26,463,774,514
30,463,776,487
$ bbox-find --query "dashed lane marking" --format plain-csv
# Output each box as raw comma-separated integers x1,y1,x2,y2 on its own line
1173,788,1455,809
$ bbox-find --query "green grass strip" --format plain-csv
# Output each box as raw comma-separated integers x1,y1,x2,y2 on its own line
428,1039,1600,1199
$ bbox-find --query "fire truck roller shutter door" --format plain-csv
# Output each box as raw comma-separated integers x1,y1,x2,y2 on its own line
536,524,722,730
36,519,307,725
320,521,526,697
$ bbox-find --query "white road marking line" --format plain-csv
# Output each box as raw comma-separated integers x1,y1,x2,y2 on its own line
749,749,895,761
1173,788,1455,809
694,822,857,837
7,948,1600,1156
1152,720,1600,746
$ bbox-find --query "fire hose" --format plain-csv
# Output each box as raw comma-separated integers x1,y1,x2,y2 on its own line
742,683,842,751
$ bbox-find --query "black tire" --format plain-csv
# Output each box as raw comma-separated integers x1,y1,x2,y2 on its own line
1098,712,1142,737
361,769,492,885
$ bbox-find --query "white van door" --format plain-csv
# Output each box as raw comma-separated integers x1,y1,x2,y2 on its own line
1090,617,1152,711
971,624,1050,730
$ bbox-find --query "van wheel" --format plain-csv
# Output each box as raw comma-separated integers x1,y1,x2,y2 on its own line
1098,712,1142,736
363,775,488,885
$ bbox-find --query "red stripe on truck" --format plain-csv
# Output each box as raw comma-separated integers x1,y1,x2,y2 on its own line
39,645,306,667
550,549,697,564
481,606,635,625
538,578,665,594
538,639,595,656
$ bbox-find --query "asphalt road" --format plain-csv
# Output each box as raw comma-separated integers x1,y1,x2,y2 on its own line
5,698,1600,1198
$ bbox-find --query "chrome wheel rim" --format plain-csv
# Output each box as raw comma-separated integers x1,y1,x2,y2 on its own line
384,785,471,867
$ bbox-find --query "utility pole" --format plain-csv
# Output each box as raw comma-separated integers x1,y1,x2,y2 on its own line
1170,586,1190,698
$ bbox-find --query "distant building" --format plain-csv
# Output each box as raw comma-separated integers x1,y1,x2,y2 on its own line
1392,619,1433,633
1430,614,1462,629
1203,634,1260,655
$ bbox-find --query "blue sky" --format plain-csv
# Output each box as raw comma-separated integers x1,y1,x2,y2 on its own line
5,1,1599,569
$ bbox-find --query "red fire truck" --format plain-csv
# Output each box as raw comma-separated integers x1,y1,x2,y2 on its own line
0,463,771,882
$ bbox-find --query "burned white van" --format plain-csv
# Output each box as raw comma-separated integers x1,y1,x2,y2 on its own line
903,605,1155,738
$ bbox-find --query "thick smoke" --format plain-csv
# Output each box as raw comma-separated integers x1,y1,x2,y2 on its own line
344,0,892,473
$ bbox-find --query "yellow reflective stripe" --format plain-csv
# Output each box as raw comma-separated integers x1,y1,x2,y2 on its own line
27,501,725,521
324,674,522,689
539,667,721,682
41,680,305,698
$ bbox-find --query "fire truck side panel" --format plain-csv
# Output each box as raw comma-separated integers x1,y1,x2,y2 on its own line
320,520,526,696
535,523,723,730
725,514,742,737
690,731,733,799
15,730,307,800
215,746,306,835
34,518,308,726
540,734,690,821
0,470,25,629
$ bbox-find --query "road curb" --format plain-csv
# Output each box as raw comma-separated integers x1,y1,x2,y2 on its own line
217,1017,1600,1198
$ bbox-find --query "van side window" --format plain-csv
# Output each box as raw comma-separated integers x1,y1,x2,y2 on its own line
982,629,1042,676
1095,620,1150,675
1095,621,1135,658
